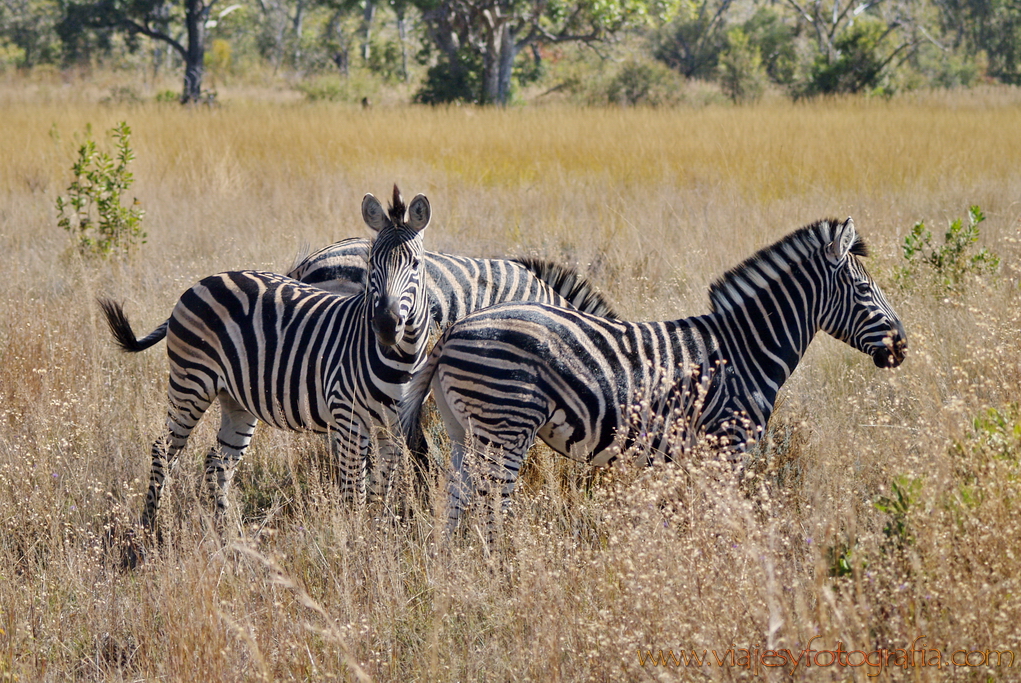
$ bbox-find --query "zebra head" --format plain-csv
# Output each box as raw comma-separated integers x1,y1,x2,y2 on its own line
819,218,907,368
361,185,431,347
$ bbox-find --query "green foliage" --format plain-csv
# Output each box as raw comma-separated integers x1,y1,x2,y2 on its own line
414,50,483,104
741,8,798,85
947,404,1021,520
801,19,898,97
0,0,63,67
294,74,377,103
936,0,1021,84
100,85,144,106
154,89,179,103
55,122,146,257
897,205,999,293
606,59,682,105
653,0,730,79
874,475,923,548
826,541,856,577
718,27,766,102
911,43,985,88
963,404,1021,462
366,38,405,83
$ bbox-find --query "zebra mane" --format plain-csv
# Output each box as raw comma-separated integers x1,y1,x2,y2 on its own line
388,184,407,225
514,257,618,318
708,219,869,313
288,241,312,274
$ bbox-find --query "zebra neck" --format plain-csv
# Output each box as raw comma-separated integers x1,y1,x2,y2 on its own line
395,285,432,359
704,282,821,395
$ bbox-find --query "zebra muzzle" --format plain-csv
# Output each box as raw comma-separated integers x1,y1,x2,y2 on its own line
372,301,404,347
875,325,907,368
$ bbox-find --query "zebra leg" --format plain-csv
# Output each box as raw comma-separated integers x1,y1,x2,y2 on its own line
329,419,371,506
445,432,473,534
367,415,404,509
447,435,529,543
203,393,258,525
140,394,213,532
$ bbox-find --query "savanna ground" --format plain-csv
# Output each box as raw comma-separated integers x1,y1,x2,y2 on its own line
1,75,1021,681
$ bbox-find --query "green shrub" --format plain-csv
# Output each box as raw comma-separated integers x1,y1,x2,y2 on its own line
606,60,682,106
652,2,729,79
718,27,767,103
897,205,999,293
55,122,146,257
874,475,922,548
741,8,798,86
295,74,377,103
799,19,897,97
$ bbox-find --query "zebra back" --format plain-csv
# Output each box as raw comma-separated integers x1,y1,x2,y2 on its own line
286,239,616,327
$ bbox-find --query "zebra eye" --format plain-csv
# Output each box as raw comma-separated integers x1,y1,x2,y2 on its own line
412,258,421,269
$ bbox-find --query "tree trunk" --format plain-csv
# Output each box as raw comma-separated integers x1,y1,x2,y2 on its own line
396,6,409,82
182,0,210,102
361,0,376,61
293,0,305,66
480,9,503,103
496,24,517,105
329,9,350,76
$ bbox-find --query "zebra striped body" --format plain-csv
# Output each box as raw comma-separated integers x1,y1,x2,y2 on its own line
102,188,432,533
287,238,616,328
400,218,907,530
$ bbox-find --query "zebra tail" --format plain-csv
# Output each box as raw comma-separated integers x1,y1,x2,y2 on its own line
98,298,169,353
399,350,441,466
514,257,617,318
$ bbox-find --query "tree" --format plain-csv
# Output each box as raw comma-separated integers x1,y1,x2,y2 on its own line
414,0,653,105
718,26,766,101
783,0,918,94
60,0,217,102
934,0,1021,83
1,0,63,65
653,0,733,78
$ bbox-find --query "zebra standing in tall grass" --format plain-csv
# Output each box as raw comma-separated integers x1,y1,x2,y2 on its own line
287,239,617,327
101,187,431,532
400,218,908,531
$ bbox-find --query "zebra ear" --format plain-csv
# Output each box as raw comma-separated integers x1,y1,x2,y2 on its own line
826,217,856,262
362,193,388,233
406,194,431,233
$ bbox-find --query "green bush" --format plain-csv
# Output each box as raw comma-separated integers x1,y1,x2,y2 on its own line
295,73,377,103
414,50,483,104
55,122,146,257
718,27,766,103
605,60,682,106
897,205,1000,293
800,19,896,97
741,8,798,86
653,4,729,79
874,475,922,548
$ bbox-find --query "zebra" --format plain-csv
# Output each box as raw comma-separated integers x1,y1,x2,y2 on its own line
100,186,432,533
399,217,907,531
286,239,617,328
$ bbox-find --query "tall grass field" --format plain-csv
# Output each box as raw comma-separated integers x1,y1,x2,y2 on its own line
1,83,1020,680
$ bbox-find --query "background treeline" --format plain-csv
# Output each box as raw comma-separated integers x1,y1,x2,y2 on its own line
0,0,1018,104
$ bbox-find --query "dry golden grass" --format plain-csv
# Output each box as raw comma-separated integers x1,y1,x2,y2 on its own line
1,80,1021,681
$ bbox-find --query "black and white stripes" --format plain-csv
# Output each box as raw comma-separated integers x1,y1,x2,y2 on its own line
287,239,617,328
101,187,432,531
399,218,907,530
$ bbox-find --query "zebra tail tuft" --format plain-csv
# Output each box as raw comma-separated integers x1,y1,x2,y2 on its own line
98,298,169,353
